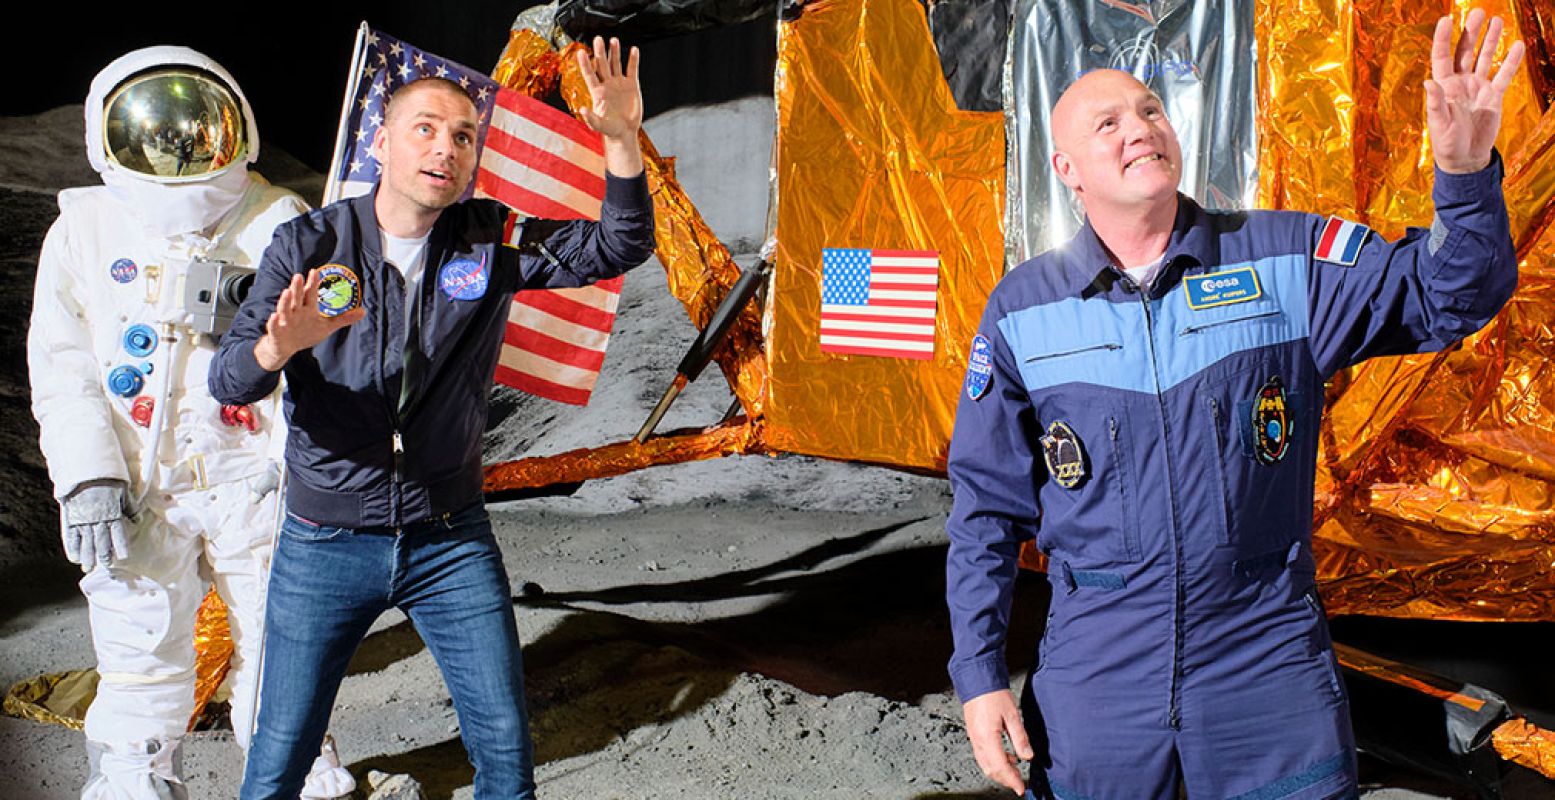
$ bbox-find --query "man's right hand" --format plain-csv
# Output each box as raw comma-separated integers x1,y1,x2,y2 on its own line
62,480,130,570
254,269,366,371
963,689,1034,795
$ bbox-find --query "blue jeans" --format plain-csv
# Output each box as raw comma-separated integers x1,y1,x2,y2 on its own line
240,503,535,799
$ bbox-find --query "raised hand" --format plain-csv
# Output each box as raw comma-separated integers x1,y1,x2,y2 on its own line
1426,9,1525,174
254,269,366,371
575,36,645,177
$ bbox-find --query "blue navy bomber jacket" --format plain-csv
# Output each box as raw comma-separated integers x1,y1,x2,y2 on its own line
210,174,654,528
945,157,1517,705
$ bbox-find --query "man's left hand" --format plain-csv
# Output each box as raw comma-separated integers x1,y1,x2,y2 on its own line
1426,9,1525,175
576,36,644,177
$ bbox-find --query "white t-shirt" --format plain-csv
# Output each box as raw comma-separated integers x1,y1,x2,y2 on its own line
380,229,430,325
1122,257,1163,290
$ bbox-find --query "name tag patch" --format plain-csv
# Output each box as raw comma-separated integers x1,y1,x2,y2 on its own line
1184,267,1262,310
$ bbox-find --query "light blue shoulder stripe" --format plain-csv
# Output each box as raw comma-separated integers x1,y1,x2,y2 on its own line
998,254,1309,395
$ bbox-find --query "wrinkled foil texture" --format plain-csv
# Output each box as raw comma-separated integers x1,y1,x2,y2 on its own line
485,28,770,492
1257,0,1555,621
191,590,233,726
1006,0,1260,265
764,0,1005,469
1493,717,1555,777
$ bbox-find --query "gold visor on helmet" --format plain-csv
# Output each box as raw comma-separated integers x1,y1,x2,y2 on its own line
102,68,248,181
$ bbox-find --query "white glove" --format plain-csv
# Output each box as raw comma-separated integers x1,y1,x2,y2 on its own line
62,480,131,570
248,461,282,503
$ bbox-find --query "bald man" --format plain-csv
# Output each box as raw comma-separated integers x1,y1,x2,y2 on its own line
945,12,1523,800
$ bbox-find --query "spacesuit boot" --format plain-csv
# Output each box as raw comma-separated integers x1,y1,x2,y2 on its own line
299,735,356,799
83,738,188,800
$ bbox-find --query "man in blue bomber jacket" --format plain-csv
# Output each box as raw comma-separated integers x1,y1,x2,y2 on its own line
209,38,654,800
947,12,1524,800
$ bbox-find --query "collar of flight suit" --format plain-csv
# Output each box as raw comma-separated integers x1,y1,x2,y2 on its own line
1059,193,1226,301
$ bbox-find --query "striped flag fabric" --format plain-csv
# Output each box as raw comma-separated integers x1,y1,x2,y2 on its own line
477,92,607,220
1314,216,1371,266
819,248,940,360
324,23,624,405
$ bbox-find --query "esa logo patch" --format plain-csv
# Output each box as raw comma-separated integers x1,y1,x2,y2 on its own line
1041,421,1088,489
1183,267,1261,310
439,256,488,300
965,334,994,400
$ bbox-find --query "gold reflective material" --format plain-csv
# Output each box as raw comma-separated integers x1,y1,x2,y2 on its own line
766,0,1004,469
102,68,247,181
484,419,766,492
492,28,564,100
483,30,773,496
1493,717,1555,779
191,589,233,729
1257,1,1555,620
1,670,96,730
1512,0,1555,108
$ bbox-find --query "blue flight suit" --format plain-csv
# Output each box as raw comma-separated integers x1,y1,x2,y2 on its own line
945,157,1516,800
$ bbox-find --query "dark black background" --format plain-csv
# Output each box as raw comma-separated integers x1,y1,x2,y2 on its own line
4,3,777,173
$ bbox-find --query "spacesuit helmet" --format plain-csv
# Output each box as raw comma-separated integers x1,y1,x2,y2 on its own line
100,66,248,182
85,46,261,184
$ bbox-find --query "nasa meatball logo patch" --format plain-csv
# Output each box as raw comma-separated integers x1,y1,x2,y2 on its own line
1041,420,1088,489
110,258,137,283
1251,376,1291,464
439,256,488,300
965,334,994,400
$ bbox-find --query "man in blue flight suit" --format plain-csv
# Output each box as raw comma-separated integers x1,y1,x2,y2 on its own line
946,11,1524,799
209,38,654,799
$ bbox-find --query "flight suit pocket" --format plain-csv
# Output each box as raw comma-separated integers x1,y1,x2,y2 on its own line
1033,409,1141,565
1203,378,1311,550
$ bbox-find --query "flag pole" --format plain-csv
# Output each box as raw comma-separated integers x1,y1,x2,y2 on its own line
323,22,371,205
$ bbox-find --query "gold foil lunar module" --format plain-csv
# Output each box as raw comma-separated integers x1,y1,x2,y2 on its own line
478,3,1555,627
1256,0,1555,623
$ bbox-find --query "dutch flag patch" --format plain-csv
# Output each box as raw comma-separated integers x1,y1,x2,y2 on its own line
1314,216,1370,266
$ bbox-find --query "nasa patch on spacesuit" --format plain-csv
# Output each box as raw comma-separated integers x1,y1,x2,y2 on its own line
1040,420,1088,489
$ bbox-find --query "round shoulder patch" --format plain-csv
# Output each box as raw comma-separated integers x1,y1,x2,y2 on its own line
439,256,488,300
316,264,362,317
965,334,994,400
110,258,137,284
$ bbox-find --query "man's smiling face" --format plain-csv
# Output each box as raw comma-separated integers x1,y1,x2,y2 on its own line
1050,69,1183,214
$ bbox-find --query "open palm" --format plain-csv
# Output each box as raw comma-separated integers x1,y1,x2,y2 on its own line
1426,9,1525,174
576,36,642,142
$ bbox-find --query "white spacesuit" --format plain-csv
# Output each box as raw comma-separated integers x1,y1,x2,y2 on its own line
27,47,353,800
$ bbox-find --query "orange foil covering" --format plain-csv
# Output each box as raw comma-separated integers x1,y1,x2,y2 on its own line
190,589,233,728
1257,0,1555,620
764,0,1005,470
1493,717,1555,778
484,30,770,493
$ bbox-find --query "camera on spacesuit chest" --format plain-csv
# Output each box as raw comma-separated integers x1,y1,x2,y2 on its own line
183,257,253,336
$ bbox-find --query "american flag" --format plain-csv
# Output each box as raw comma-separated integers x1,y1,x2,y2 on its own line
819,248,940,360
325,23,623,406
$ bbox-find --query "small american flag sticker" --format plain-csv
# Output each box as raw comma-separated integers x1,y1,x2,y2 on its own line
1314,216,1370,266
819,248,940,360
